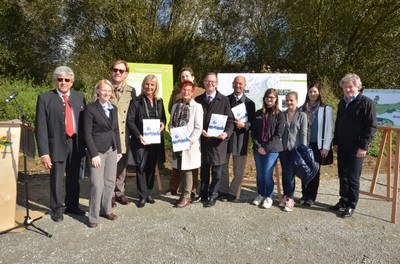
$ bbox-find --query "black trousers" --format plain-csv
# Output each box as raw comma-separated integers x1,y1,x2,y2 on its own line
301,142,321,202
337,146,364,209
49,135,81,213
135,145,157,199
200,163,223,199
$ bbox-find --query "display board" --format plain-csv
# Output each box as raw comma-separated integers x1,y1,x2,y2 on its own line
217,73,308,111
126,63,174,101
364,89,400,128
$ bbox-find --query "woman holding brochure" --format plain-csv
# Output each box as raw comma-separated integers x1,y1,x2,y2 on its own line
169,81,203,207
127,74,166,208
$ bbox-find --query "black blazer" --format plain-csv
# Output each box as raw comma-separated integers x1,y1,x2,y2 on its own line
84,100,121,157
35,89,86,161
127,95,166,165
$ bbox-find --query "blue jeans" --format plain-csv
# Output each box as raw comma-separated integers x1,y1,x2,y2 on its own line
279,150,296,198
253,151,279,198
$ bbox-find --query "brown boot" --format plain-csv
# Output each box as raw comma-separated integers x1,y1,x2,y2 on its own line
176,197,191,208
174,195,184,205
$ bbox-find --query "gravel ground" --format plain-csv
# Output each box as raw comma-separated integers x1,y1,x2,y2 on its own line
1,170,399,264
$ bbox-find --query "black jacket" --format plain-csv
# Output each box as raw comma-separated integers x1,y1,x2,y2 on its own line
127,95,166,165
84,100,121,157
251,108,284,153
333,93,377,150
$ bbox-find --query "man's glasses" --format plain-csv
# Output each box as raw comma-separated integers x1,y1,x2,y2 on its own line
205,81,217,84
112,68,126,74
57,78,71,83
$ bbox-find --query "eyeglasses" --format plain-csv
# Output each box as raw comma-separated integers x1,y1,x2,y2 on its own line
265,96,276,100
205,81,217,84
112,68,126,74
57,78,71,83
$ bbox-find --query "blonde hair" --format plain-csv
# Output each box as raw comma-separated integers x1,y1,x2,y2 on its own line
140,74,160,100
92,79,114,102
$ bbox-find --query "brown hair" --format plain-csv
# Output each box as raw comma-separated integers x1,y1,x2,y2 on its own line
262,88,280,115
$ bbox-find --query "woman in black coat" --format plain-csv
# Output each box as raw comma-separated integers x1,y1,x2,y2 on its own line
127,74,166,208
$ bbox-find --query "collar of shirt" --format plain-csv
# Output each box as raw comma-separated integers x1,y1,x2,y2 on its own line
235,94,243,101
343,92,359,107
57,89,70,100
206,91,216,100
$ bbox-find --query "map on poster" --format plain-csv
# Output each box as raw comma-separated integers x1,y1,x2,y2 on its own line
217,73,308,111
363,89,400,128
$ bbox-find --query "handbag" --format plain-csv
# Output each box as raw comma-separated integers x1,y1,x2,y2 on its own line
320,106,334,166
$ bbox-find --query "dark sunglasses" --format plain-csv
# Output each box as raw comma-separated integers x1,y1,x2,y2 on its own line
112,68,126,74
57,78,71,83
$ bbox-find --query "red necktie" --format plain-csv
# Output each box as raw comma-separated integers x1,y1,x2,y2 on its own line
62,94,74,137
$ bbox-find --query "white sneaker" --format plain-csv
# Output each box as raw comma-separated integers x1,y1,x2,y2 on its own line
253,195,264,206
262,197,273,209
279,195,287,207
284,197,295,212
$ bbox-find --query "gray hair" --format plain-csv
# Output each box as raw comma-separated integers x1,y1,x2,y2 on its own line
339,73,362,89
53,66,74,81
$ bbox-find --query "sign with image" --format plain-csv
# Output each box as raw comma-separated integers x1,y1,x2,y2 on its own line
217,73,308,111
364,89,400,128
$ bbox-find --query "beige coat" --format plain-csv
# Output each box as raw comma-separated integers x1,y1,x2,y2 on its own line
110,85,136,154
169,99,203,171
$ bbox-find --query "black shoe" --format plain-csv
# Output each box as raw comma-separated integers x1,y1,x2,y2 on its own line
204,198,217,207
51,211,64,222
328,202,346,211
65,207,85,216
191,196,207,204
218,193,228,201
226,194,237,202
147,195,155,204
137,199,146,208
341,207,354,218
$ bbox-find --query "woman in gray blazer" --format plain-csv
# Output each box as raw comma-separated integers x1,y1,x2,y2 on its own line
279,91,307,212
84,79,122,228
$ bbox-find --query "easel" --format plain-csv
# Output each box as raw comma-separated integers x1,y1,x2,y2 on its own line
360,126,400,224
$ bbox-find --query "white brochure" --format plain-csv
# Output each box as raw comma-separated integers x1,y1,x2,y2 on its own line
207,113,228,137
170,126,190,152
143,119,161,144
231,103,248,122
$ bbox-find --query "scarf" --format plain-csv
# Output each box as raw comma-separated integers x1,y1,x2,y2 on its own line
303,101,320,142
172,99,191,159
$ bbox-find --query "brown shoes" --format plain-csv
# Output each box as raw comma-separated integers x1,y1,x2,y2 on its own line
100,213,118,220
116,195,130,205
111,197,117,208
176,197,191,208
87,222,98,228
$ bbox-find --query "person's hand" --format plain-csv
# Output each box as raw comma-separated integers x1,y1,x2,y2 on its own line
333,145,338,152
357,149,367,158
160,122,165,132
218,132,228,140
139,135,149,145
320,149,329,158
202,130,210,138
234,120,245,129
41,155,52,169
92,156,101,168
117,154,122,162
257,147,267,155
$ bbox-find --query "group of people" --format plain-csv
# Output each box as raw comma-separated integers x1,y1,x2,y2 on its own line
35,62,377,228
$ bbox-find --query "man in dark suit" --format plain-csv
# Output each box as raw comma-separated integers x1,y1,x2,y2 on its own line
35,66,86,222
193,72,234,207
220,76,255,202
